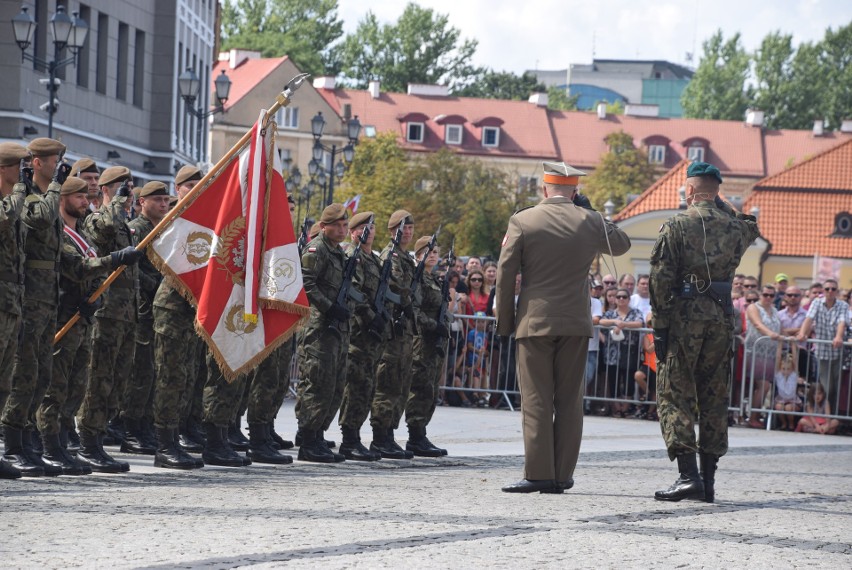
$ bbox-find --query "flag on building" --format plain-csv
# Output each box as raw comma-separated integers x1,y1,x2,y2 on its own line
342,194,362,214
149,111,308,380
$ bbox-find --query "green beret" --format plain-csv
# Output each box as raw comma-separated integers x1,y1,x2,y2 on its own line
686,161,723,184
309,222,321,239
387,209,413,230
60,177,88,196
99,166,131,186
27,137,66,158
0,142,30,167
320,203,348,224
414,235,433,255
175,165,202,186
139,181,168,197
348,210,374,230
71,158,98,176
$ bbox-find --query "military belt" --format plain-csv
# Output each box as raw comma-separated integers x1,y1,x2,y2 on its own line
110,280,134,289
25,259,59,271
673,280,733,316
0,271,24,285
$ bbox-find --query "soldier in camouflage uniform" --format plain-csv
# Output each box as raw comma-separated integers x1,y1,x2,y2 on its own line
0,143,30,479
650,161,760,503
244,345,293,464
370,210,416,459
201,355,250,468
406,236,451,457
295,203,352,463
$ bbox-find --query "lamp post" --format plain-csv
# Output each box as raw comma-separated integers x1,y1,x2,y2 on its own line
178,68,231,162
308,111,361,206
12,5,89,139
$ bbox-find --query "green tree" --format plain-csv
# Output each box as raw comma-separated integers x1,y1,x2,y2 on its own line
220,0,344,76
681,30,752,120
546,86,579,111
339,3,481,92
752,31,796,129
454,70,545,100
818,22,852,130
581,131,656,212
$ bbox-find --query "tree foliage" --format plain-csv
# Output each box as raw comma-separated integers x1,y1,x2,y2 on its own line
546,86,579,111
581,131,656,213
681,30,752,121
454,70,545,100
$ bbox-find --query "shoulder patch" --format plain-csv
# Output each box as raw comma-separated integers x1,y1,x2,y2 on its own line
307,247,316,253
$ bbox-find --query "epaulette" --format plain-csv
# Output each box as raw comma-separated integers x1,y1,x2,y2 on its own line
513,205,534,215
24,193,41,204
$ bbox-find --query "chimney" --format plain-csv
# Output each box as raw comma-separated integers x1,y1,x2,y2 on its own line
222,49,261,69
528,92,548,107
313,76,336,90
597,103,607,119
813,119,824,137
624,104,660,118
368,80,381,99
841,118,852,133
745,108,764,127
407,83,449,97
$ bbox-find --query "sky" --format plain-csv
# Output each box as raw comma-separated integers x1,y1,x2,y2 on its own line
336,0,851,75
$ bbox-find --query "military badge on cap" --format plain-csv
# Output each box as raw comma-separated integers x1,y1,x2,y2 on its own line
542,161,586,186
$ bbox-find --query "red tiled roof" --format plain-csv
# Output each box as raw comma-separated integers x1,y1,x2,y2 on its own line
763,129,852,178
754,138,852,191
212,56,289,111
613,160,690,221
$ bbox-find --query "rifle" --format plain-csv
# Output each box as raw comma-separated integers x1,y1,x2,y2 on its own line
394,225,440,333
372,222,404,337
297,217,311,256
328,216,372,329
434,237,455,337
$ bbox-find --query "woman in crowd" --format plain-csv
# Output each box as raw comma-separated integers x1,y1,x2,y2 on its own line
482,261,497,292
744,284,782,428
599,288,645,418
463,270,490,316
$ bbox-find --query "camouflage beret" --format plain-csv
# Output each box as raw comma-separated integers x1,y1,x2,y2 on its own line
0,142,30,167
686,161,723,184
414,235,433,255
319,203,348,224
175,165,202,186
308,222,322,240
71,157,98,176
387,209,413,230
60,177,88,196
99,165,131,186
27,137,66,158
348,210,374,230
138,181,169,197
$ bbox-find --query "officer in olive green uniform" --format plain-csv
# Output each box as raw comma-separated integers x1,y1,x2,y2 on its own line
370,210,416,459
296,203,352,463
0,142,30,479
406,235,451,457
650,161,760,503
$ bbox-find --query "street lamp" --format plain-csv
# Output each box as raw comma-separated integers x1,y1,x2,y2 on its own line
12,5,89,138
178,67,231,162
308,111,361,206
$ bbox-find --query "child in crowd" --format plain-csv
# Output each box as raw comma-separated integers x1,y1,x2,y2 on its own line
773,353,803,430
797,383,840,434
456,312,490,407
633,313,658,421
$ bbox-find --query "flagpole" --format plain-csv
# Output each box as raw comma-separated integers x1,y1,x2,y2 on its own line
54,73,311,344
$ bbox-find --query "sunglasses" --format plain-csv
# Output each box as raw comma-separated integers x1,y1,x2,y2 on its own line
824,287,837,292
745,299,757,303
604,281,616,285
761,293,774,298
616,295,629,300
470,278,483,282
743,284,757,288
785,293,801,298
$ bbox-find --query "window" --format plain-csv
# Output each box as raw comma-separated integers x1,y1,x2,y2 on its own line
276,106,299,129
687,146,705,162
364,125,377,138
648,144,666,164
133,30,145,107
406,122,424,143
519,176,538,193
96,13,108,95
445,124,462,145
116,23,129,101
482,126,500,147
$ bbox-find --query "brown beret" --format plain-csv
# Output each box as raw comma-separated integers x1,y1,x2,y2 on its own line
99,165,131,186
175,165,202,186
414,235,434,256
308,222,321,240
138,181,169,197
27,137,66,158
60,177,88,196
169,195,179,207
71,158,98,176
348,211,374,230
320,203,348,224
387,209,413,230
0,142,30,167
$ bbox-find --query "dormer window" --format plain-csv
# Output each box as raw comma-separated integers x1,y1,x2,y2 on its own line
397,112,430,144
683,137,709,164
482,127,500,147
445,124,462,145
687,146,705,162
648,145,666,164
406,122,424,143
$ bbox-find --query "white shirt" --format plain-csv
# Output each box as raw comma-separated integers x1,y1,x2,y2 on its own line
630,293,652,318
589,297,603,351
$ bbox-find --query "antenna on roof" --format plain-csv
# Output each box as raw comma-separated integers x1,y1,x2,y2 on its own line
592,30,596,60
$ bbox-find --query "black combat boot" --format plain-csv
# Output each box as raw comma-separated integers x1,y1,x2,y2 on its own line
186,418,206,446
296,429,336,463
268,422,294,450
295,429,335,449
227,419,250,451
339,427,380,461
66,423,81,452
76,432,125,473
121,418,157,455
369,426,408,460
103,416,125,446
319,430,345,462
201,423,245,467
140,418,159,450
247,423,293,464
41,432,87,476
406,425,447,458
2,426,44,477
175,430,204,468
387,428,414,459
700,453,719,503
99,433,130,471
153,428,198,469
177,420,204,453
23,428,61,476
31,427,43,455
654,453,705,502
0,456,21,479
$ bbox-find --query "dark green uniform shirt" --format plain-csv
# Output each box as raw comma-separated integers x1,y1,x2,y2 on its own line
58,220,113,323
345,242,383,332
21,180,63,306
379,240,415,334
128,214,161,321
302,234,352,332
415,271,448,335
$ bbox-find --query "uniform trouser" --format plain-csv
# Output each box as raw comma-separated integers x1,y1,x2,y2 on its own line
77,316,135,437
152,326,200,430
405,335,443,430
235,379,250,422
61,325,92,430
123,319,155,421
296,326,349,432
36,319,88,435
2,300,56,430
516,335,586,482
0,310,22,416
202,352,245,427
370,332,414,431
247,344,292,424
339,333,383,430
657,317,732,461
272,340,296,413
179,337,206,425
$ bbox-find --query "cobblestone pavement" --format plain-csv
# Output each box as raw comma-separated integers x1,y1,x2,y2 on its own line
2,403,851,568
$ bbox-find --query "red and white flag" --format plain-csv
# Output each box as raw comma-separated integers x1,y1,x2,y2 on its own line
149,112,308,380
342,194,362,214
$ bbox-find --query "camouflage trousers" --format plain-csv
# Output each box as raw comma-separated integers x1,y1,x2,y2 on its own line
406,335,443,430
246,344,293,424
123,319,155,421
339,331,384,431
203,352,245,427
179,336,206,425
295,326,349,432
36,317,89,436
657,317,732,460
0,310,21,416
2,300,56,430
77,316,136,437
152,324,201,429
370,332,414,431
61,324,92,432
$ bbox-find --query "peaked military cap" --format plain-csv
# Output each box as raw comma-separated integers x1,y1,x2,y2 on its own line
542,161,586,185
387,209,414,229
348,210,374,230
0,142,30,166
60,177,88,196
71,157,98,176
99,165,131,186
414,235,433,255
139,181,169,197
175,164,202,186
686,161,723,184
27,137,66,158
320,203,348,224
